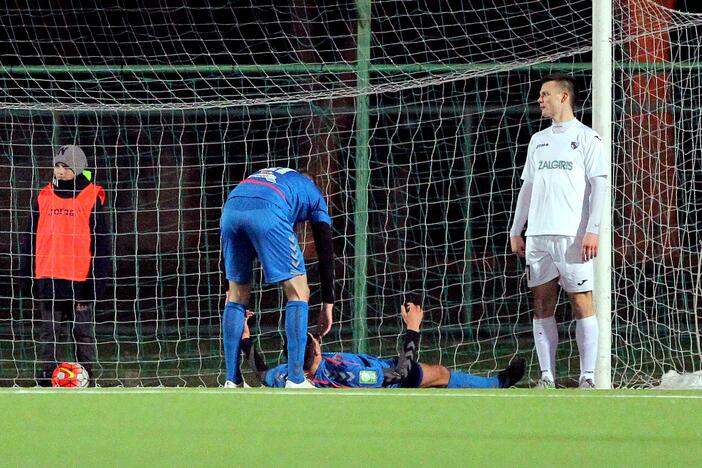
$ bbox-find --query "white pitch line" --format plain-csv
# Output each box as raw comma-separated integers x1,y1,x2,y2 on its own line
1,388,702,399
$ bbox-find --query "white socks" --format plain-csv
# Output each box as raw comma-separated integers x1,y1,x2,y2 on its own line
576,315,599,380
533,315,599,383
533,316,559,381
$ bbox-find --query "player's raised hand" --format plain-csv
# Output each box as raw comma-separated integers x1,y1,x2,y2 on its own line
581,232,599,262
401,302,423,332
317,303,333,337
242,309,254,339
510,236,526,258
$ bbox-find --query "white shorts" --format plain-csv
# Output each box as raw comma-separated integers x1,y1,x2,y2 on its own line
525,235,593,293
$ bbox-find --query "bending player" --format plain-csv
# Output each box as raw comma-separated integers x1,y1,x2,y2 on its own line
220,167,335,389
240,303,525,389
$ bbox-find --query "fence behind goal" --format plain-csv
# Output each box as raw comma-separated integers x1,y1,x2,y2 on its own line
0,0,699,387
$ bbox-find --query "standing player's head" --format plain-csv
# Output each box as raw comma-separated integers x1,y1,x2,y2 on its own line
538,73,577,120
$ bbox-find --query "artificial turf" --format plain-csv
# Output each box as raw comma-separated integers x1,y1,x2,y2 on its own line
2,388,701,467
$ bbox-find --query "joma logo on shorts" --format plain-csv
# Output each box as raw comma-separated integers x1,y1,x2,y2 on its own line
538,160,573,170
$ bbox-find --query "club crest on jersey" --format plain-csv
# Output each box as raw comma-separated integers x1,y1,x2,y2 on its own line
359,370,378,384
570,141,579,150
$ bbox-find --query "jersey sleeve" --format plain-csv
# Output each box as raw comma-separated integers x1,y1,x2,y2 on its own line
583,132,608,178
263,363,289,388
520,139,536,182
306,184,332,225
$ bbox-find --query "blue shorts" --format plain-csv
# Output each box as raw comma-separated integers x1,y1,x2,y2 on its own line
221,197,306,284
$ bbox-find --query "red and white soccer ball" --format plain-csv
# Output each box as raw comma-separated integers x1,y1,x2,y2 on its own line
51,362,90,388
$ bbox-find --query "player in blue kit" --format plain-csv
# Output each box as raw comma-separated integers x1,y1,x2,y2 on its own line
220,167,335,389
240,303,525,389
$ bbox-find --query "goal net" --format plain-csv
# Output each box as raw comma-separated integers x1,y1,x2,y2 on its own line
613,0,702,387
0,0,699,387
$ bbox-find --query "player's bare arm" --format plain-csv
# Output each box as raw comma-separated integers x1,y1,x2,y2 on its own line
242,309,254,339
317,303,333,337
241,311,269,380
510,236,526,258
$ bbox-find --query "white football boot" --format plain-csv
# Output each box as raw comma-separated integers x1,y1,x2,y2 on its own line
285,378,316,389
224,380,250,388
535,376,555,389
578,376,596,389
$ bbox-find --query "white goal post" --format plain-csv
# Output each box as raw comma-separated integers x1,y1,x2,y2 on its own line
593,0,613,390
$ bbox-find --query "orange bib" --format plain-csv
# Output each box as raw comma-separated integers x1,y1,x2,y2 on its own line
35,183,105,281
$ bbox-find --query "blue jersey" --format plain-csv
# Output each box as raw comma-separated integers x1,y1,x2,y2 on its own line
227,167,331,226
221,167,332,284
265,352,401,389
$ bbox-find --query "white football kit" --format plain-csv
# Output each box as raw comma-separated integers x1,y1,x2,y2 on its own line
521,118,607,292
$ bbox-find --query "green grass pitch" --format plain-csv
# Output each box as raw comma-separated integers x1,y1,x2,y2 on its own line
2,388,701,467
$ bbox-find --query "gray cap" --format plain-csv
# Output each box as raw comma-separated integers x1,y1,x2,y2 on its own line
54,145,87,175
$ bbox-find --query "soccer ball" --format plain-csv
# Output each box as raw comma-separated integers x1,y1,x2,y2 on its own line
51,362,90,388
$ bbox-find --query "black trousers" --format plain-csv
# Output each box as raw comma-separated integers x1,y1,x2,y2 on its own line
38,300,96,373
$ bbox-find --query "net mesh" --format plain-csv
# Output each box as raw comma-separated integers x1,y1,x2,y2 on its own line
613,0,702,387
0,1,593,110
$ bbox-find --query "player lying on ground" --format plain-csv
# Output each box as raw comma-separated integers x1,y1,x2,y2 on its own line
239,303,525,389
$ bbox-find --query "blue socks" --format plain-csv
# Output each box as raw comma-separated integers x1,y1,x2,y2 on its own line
285,301,309,384
224,300,310,384
447,370,500,389
223,301,246,383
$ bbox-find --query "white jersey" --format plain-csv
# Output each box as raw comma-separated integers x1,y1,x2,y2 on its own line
521,119,607,236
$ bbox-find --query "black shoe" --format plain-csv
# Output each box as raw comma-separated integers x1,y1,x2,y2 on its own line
497,358,526,388
36,369,53,388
